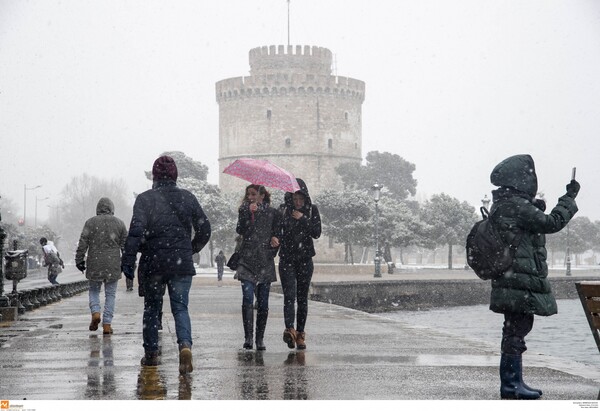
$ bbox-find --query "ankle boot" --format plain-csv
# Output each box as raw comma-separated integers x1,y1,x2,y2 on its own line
242,305,254,349
89,312,101,331
500,354,540,399
296,331,306,350
179,346,193,374
102,324,113,335
255,310,268,351
283,327,297,349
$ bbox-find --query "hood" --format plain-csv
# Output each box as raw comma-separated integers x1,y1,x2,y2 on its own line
284,178,312,212
490,154,538,198
96,197,115,216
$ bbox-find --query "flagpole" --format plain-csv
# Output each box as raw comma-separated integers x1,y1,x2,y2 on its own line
287,0,290,46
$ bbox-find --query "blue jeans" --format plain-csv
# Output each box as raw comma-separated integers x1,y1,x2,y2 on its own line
88,279,118,324
143,274,193,353
241,280,270,311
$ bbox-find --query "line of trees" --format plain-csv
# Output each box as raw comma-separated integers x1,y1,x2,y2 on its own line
2,150,598,269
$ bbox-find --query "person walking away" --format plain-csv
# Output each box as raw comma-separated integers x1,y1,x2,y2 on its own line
487,154,579,400
278,178,321,350
39,237,64,285
121,155,211,374
75,197,128,335
215,250,226,283
235,184,280,351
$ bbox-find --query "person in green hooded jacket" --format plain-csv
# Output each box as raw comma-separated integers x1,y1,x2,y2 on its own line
487,154,580,400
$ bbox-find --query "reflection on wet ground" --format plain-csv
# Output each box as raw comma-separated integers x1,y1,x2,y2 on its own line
237,350,269,400
85,335,115,398
283,351,308,400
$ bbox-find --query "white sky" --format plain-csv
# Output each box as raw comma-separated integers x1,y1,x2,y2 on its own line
1,0,599,222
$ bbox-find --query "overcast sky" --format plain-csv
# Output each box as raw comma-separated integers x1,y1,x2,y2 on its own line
1,0,599,222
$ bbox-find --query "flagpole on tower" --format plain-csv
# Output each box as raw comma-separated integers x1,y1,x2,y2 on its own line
287,0,290,46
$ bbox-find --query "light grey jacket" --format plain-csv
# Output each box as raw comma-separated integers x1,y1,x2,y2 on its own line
75,197,128,282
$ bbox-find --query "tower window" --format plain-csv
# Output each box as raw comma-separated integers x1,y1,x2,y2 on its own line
328,139,333,149
344,112,349,121
285,138,291,147
267,109,272,120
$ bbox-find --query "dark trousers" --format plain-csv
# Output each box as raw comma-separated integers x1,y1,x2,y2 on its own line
279,258,313,332
501,312,534,355
217,266,224,281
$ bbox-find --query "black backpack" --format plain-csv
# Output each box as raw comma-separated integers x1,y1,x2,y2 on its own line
466,206,522,280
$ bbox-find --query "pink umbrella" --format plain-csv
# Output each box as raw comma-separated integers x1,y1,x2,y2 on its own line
223,158,301,193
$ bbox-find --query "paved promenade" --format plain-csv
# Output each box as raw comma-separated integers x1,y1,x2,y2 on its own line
0,266,599,400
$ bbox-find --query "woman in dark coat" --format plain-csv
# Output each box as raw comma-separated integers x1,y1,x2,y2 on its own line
236,184,280,350
278,178,321,350
488,154,579,399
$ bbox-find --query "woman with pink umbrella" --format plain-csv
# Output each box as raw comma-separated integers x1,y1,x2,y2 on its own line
235,184,281,350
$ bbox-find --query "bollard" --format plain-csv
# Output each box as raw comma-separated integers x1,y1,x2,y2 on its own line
20,290,34,311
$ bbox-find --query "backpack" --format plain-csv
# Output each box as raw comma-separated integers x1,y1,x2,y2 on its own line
465,206,522,280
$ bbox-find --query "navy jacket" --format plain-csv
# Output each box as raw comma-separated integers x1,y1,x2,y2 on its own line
122,180,211,278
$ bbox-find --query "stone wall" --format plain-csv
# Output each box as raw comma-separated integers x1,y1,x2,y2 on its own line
305,277,597,313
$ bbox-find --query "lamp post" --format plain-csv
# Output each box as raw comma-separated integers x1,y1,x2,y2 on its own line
35,196,49,228
371,182,382,278
566,224,571,276
481,194,491,210
23,184,42,228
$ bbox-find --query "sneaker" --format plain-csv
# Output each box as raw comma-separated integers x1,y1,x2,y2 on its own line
283,328,297,349
179,347,193,374
89,312,101,331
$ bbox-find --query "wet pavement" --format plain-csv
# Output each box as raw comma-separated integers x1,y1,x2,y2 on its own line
0,267,599,400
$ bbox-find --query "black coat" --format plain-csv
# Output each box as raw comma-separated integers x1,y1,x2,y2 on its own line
278,178,321,261
122,180,211,278
488,155,578,316
235,202,280,284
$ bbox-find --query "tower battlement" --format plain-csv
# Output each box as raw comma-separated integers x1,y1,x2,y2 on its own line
249,45,333,76
215,74,365,103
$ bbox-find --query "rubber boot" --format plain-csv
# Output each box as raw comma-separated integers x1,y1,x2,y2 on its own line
500,354,540,399
242,305,254,349
518,355,543,395
255,310,268,351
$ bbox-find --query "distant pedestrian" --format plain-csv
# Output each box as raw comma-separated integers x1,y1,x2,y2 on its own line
215,250,226,282
122,155,211,374
75,197,128,335
235,184,280,350
39,237,63,285
486,154,579,400
278,178,321,350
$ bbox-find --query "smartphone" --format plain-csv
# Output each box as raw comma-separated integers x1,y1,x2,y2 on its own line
571,167,576,180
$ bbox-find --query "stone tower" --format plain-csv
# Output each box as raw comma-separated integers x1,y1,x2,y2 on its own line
216,45,365,196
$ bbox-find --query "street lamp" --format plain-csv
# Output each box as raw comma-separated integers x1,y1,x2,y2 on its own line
481,194,491,210
23,184,42,227
371,182,382,278
35,196,49,228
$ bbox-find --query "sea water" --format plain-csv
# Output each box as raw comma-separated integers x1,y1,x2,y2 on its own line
380,299,599,367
